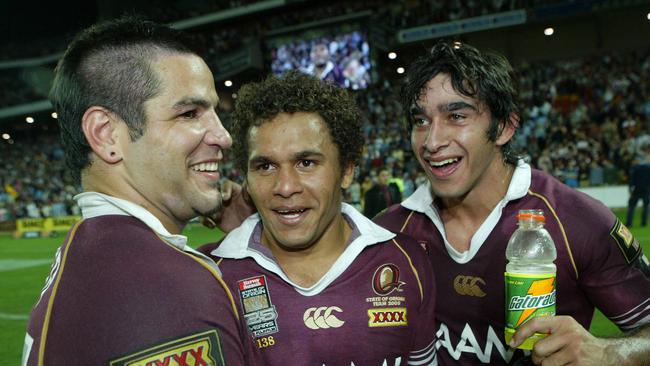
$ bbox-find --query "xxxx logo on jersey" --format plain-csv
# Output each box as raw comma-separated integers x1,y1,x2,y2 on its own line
368,307,407,327
109,329,224,366
237,275,279,338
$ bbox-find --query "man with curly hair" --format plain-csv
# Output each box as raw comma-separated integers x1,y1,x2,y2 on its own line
200,71,437,365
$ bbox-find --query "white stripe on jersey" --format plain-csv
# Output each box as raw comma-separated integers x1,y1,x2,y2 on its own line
408,338,437,365
619,314,650,331
610,297,650,320
610,297,650,330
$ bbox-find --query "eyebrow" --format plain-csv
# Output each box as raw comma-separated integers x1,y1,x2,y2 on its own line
171,97,219,110
295,150,324,160
439,101,477,113
248,155,271,167
248,150,325,167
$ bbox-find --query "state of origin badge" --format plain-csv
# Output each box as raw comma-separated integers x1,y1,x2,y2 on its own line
237,275,279,337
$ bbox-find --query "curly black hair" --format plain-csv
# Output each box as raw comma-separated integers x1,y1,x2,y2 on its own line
231,70,363,174
401,41,522,165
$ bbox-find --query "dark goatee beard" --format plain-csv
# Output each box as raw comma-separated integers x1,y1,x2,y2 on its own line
197,182,223,218
202,192,223,218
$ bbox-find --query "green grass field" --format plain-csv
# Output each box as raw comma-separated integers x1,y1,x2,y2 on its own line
1,209,648,365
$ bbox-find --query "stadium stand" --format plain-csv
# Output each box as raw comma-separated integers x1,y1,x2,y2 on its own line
1,0,649,221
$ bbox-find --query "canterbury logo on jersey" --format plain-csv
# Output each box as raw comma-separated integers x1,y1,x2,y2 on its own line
303,306,345,329
453,275,486,297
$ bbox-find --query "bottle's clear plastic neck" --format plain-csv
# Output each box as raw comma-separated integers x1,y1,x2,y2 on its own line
517,220,545,229
516,209,545,229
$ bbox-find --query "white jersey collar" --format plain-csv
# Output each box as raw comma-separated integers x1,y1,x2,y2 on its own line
214,202,396,296
401,161,531,264
75,191,219,271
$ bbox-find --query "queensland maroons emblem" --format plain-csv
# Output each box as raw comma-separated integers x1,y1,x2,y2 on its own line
372,264,405,295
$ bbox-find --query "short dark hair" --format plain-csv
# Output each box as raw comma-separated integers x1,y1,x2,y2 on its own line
401,41,522,165
230,70,363,174
50,16,198,182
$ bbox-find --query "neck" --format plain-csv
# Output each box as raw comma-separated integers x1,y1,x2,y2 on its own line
82,168,184,235
264,213,352,288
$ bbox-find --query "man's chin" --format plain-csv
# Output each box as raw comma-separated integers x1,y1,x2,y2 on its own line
189,191,223,218
200,197,223,218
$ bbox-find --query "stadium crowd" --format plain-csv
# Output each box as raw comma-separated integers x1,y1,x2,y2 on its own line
2,46,648,221
0,135,79,222
1,0,649,221
0,0,572,107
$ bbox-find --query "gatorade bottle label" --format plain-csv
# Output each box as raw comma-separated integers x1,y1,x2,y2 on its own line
504,272,556,349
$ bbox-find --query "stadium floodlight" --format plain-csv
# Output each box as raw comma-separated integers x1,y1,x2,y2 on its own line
51,112,58,119
26,116,34,123
2,133,10,140
224,80,233,87
388,52,397,60
397,67,405,74
647,12,650,20
544,27,554,36
232,93,238,99
453,41,462,49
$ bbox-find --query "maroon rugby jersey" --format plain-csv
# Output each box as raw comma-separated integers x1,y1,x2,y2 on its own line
24,215,250,366
200,204,437,366
375,163,650,365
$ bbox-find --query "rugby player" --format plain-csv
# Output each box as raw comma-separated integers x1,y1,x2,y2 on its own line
23,17,253,365
374,41,650,365
200,71,437,365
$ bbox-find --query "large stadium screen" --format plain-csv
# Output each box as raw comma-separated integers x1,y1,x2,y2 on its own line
267,28,371,90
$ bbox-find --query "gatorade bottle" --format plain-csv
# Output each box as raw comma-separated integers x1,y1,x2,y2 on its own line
504,209,557,349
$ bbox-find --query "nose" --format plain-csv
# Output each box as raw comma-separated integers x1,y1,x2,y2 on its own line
204,110,232,149
419,119,449,154
273,167,303,198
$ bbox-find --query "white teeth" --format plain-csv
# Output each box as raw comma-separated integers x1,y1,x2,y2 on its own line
429,158,459,167
277,209,306,215
191,162,218,172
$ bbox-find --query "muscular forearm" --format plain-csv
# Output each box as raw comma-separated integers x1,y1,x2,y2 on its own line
605,324,650,366
511,316,650,366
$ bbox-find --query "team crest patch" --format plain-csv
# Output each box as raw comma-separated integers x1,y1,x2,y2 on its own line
237,275,279,338
109,329,224,366
372,264,405,296
610,219,641,264
368,307,408,327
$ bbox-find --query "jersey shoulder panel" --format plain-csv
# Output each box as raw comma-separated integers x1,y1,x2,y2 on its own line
26,215,245,366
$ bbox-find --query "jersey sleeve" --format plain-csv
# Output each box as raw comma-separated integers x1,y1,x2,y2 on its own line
23,219,250,366
572,202,650,331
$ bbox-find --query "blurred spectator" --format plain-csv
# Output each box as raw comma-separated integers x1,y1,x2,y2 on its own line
363,169,402,219
626,145,650,227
